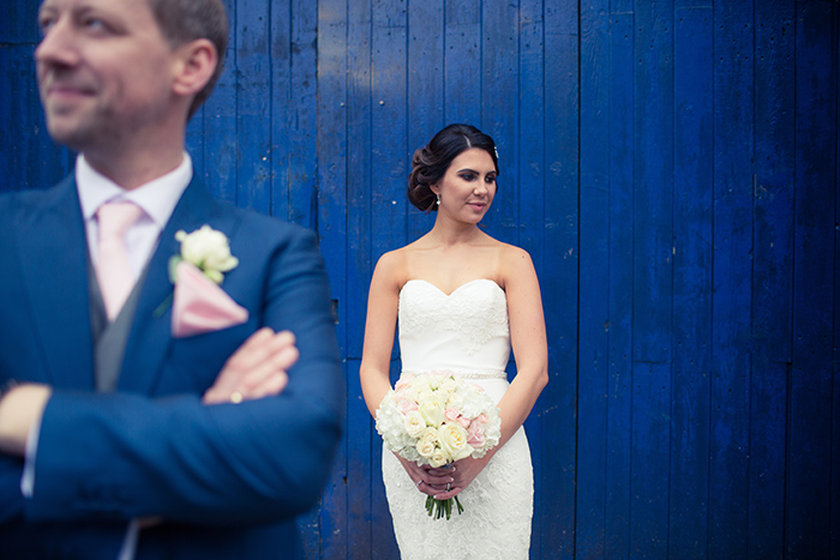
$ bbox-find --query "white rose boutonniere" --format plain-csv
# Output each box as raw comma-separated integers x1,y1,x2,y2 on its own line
163,225,249,337
169,225,239,284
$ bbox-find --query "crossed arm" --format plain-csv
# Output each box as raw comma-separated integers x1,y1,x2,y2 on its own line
0,328,298,457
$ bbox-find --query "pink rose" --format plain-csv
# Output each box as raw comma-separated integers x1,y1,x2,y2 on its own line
398,399,419,413
444,408,461,423
394,375,415,391
466,422,486,446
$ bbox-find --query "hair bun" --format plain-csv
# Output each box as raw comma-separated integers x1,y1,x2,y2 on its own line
406,124,498,213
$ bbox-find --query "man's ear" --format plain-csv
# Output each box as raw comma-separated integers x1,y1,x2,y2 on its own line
171,38,218,98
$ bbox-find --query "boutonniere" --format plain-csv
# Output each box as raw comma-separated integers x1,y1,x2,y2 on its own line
168,225,239,285
156,225,248,337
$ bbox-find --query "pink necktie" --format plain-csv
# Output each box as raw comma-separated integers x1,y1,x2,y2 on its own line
96,201,144,320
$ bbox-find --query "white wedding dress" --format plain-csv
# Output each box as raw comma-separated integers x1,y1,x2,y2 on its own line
382,278,533,559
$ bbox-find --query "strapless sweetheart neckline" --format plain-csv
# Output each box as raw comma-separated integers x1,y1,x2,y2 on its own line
400,278,503,297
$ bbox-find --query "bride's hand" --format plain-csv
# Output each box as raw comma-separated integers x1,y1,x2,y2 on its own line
430,454,493,500
395,454,456,497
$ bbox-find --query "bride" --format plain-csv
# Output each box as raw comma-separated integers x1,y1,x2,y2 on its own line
360,124,548,559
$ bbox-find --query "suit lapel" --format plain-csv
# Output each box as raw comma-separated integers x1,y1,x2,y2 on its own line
17,176,96,388
117,179,240,394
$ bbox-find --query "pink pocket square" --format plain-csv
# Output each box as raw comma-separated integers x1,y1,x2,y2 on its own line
171,261,248,338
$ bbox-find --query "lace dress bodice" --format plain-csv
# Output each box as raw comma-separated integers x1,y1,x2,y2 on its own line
382,278,533,560
398,278,510,379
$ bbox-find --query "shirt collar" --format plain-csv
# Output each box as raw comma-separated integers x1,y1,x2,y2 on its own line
76,152,193,228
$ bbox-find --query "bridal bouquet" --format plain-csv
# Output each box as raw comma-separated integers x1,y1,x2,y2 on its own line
375,372,501,520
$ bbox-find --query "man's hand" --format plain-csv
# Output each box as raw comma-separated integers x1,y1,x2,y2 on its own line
0,384,52,456
202,328,298,405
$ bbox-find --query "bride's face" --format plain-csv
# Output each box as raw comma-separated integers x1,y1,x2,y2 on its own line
432,148,497,224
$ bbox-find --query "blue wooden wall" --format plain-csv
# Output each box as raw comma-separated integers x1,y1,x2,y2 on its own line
2,1,838,558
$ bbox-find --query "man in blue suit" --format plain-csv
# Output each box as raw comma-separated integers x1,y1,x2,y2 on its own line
0,0,343,557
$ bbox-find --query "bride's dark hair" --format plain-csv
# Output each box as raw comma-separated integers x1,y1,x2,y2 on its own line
407,124,499,212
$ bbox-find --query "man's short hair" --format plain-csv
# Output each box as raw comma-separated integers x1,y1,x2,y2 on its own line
147,0,229,119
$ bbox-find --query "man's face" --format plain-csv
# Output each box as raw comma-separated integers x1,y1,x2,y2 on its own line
35,0,179,151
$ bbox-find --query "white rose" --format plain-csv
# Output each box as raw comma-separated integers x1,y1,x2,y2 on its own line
438,423,472,462
404,410,426,438
418,398,445,427
416,428,438,458
439,376,458,394
412,376,434,394
429,449,448,468
175,225,239,283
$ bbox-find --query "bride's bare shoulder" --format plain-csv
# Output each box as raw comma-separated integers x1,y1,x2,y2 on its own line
372,246,413,291
374,247,407,273
477,233,528,259
497,241,533,262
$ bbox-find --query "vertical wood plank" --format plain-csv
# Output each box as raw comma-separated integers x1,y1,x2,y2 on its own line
605,5,634,559
833,8,840,557
268,1,292,220
270,2,325,553
629,362,671,559
443,0,481,124
577,0,610,556
749,1,795,557
0,47,19,191
709,1,754,556
234,0,271,214
670,4,713,559
346,0,372,361
0,3,38,44
316,0,349,557
542,1,579,558
316,0,349,362
0,4,72,192
370,0,408,556
370,0,408,259
285,0,319,228
344,1,379,556
631,0,673,555
2,45,70,191
788,2,836,557
406,0,444,241
0,0,45,198
632,0,673,366
203,0,239,204
668,3,714,558
481,0,518,243
515,2,544,557
185,108,206,182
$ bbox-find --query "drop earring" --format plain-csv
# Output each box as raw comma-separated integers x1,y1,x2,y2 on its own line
435,193,441,206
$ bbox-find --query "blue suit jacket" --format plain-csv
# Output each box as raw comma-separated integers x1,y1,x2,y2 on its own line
0,175,344,558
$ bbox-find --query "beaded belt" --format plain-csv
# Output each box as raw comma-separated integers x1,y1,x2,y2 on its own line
401,368,508,380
